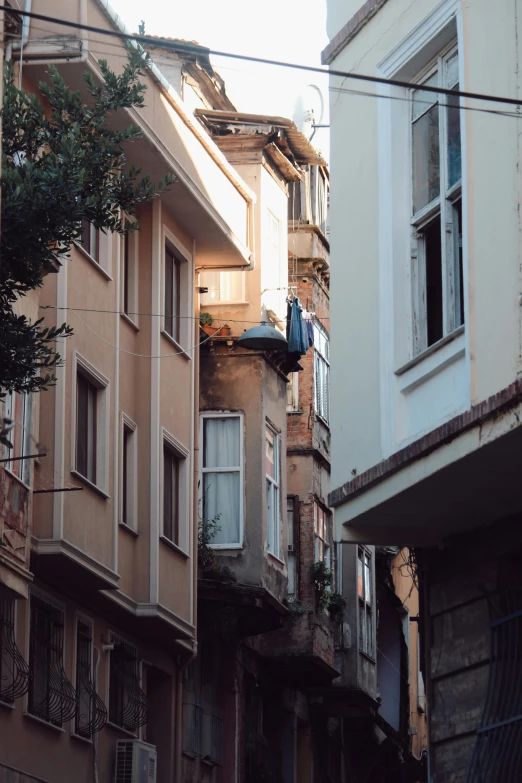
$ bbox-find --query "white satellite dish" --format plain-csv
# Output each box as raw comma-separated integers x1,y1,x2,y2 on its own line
293,84,325,140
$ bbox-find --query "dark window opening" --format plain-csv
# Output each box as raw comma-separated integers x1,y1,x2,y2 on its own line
77,373,97,483
163,446,180,545
164,246,181,342
423,214,443,347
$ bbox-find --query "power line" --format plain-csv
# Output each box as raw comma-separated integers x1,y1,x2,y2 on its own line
16,20,522,124
39,304,332,323
3,4,522,109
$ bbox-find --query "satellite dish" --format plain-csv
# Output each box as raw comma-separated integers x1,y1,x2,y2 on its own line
293,84,325,140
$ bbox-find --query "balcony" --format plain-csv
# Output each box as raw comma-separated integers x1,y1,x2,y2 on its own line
198,578,288,637
330,381,522,546
258,612,339,687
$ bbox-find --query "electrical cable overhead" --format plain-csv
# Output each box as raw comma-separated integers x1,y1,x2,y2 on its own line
3,4,522,109
39,304,332,323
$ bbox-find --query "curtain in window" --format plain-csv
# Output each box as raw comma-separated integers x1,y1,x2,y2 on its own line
203,418,240,545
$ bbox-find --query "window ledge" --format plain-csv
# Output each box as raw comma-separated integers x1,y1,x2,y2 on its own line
0,699,15,711
73,241,112,281
70,469,110,499
267,552,285,568
105,720,137,738
119,522,139,538
395,326,465,394
71,731,93,745
160,330,191,360
120,312,139,331
210,543,243,550
201,300,250,307
359,650,376,665
4,468,31,492
24,711,65,733
287,409,303,415
159,535,189,558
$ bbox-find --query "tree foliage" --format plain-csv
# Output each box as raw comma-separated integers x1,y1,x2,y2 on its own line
0,45,174,394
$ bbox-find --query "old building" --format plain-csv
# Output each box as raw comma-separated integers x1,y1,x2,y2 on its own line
324,0,522,780
0,2,253,782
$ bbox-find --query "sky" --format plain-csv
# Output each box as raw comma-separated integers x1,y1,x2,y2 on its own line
109,0,330,159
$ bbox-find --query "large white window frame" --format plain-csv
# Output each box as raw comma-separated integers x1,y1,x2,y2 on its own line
410,43,463,355
313,320,330,424
199,412,244,550
265,422,281,559
200,270,246,306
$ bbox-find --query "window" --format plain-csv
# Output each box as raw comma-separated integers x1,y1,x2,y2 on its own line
314,503,331,569
3,391,33,485
121,220,138,321
358,547,374,658
76,372,98,484
28,594,76,726
201,414,242,547
79,219,100,262
200,270,245,305
286,373,299,413
266,423,281,558
287,497,298,596
0,597,29,704
75,620,107,738
109,635,149,732
121,419,137,530
263,210,284,317
313,320,330,423
183,661,204,757
163,445,180,545
164,244,181,342
411,46,463,353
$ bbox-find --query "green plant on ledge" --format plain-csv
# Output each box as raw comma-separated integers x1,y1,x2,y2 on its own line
200,312,214,327
284,597,310,616
313,560,333,612
328,592,347,618
197,514,236,583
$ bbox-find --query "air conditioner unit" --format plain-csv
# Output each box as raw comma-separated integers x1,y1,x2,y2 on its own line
114,739,157,783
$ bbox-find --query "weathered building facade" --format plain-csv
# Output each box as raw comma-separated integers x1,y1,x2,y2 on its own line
324,0,522,780
0,2,252,782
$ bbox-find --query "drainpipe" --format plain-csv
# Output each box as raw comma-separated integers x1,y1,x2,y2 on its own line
21,0,31,47
174,642,197,782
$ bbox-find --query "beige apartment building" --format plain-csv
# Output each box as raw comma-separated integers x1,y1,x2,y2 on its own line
0,2,253,782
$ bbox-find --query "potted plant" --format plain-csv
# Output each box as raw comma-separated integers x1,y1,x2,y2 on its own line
220,323,232,336
200,312,219,336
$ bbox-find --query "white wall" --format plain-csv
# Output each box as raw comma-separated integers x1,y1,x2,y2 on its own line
326,0,522,495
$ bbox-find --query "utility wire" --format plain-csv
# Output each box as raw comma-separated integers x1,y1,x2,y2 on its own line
3,4,522,109
16,20,522,123
39,304,332,323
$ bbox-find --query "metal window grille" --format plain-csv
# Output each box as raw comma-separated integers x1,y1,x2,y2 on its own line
182,661,203,757
0,597,29,703
109,635,149,732
75,621,107,737
246,737,283,783
203,708,224,765
28,595,76,725
466,590,522,782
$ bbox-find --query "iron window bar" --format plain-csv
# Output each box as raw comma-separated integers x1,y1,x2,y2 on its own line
0,597,30,703
28,595,77,725
109,636,149,732
75,621,107,737
466,590,522,782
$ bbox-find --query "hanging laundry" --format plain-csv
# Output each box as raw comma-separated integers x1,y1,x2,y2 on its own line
303,309,314,348
287,296,309,356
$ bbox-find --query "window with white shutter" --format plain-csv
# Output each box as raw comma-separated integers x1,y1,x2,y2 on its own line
313,320,330,424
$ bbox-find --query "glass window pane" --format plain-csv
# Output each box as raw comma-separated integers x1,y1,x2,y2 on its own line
203,472,240,544
366,609,373,657
77,376,88,477
447,85,461,188
203,418,240,468
357,551,364,599
220,271,243,301
424,214,444,346
265,427,275,479
87,385,96,483
266,479,273,551
411,72,439,121
164,249,173,335
453,199,465,327
287,497,294,548
445,53,459,89
365,557,372,604
413,103,440,212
